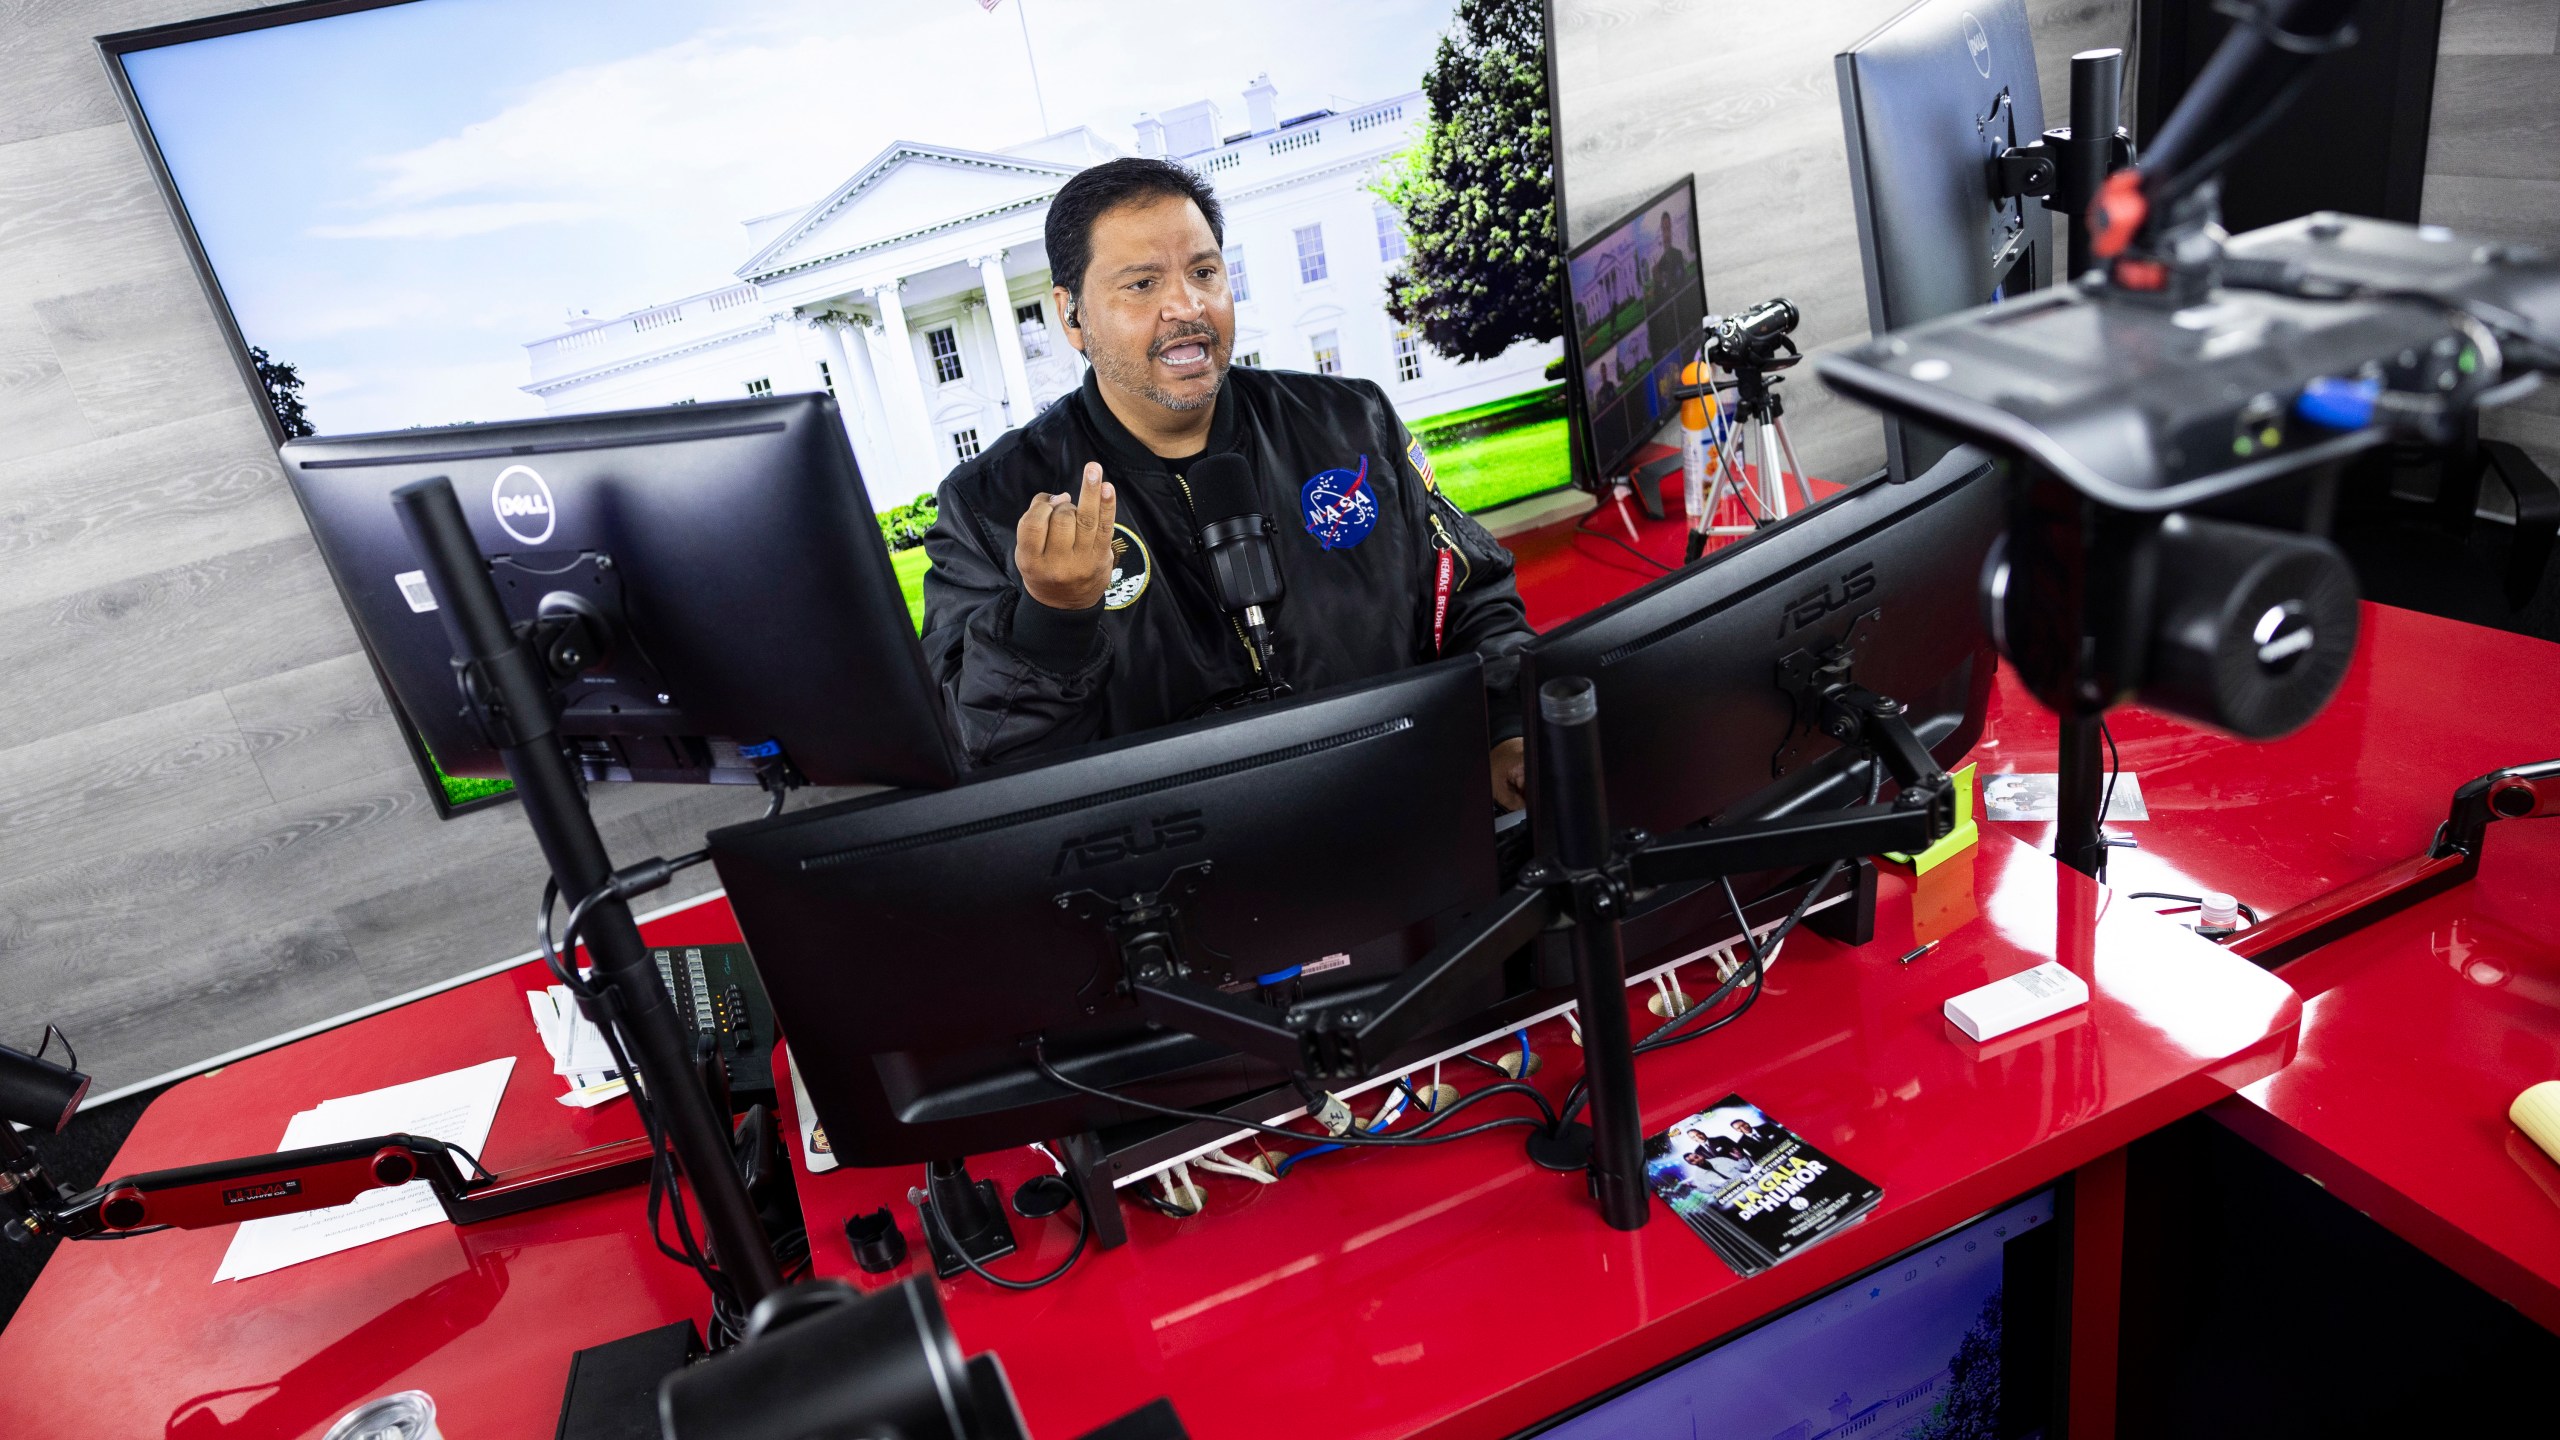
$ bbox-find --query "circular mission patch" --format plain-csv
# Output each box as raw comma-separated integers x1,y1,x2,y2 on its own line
1103,523,1152,610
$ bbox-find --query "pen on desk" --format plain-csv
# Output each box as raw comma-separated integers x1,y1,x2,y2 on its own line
1900,940,1940,966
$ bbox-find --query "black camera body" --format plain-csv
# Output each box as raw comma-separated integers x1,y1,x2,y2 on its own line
1708,297,1802,371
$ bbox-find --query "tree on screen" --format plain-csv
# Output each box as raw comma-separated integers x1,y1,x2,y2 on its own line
249,346,315,439
1908,1288,2003,1440
1377,0,1562,364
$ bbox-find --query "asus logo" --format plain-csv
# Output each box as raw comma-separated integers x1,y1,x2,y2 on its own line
222,1179,302,1206
1051,810,1208,876
1777,562,1877,637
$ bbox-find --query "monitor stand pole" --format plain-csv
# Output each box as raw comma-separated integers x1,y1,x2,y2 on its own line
1533,678,1651,1230
2056,715,2109,880
392,476,781,1309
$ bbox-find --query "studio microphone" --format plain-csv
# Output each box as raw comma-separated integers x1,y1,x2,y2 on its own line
1186,452,1286,683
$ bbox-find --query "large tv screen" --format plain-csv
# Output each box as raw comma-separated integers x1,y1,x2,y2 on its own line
104,0,1572,808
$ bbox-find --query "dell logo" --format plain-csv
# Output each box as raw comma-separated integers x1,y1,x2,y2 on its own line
1051,810,1208,876
1963,13,1992,76
492,464,557,545
1777,562,1877,637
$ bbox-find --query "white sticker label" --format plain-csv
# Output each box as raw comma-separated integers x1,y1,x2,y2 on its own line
1302,953,1352,977
395,571,438,613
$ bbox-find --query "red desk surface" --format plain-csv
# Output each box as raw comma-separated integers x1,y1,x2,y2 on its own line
1509,454,1843,631
780,834,2298,1440
0,899,747,1440
1975,602,2560,1331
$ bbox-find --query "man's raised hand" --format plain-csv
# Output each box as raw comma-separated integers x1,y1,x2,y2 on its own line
1015,464,1118,611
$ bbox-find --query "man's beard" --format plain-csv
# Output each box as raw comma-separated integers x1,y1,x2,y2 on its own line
1089,322,1228,412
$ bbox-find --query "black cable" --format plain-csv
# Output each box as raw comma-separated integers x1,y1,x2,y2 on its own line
1574,504,1677,573
2126,891,2260,925
1031,1038,1551,1153
1129,1188,1202,1220
914,1179,1091,1291
69,1224,173,1241
1559,858,1841,1127
1217,1078,1568,1178
2098,715,2123,882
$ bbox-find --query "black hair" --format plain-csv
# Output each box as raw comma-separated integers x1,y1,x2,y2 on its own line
1045,157,1225,321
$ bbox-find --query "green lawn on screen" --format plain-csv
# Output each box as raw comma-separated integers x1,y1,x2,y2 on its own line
891,544,931,633
1410,383,1570,514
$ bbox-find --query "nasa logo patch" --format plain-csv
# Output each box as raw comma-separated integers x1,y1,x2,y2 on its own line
1300,455,1380,551
1102,524,1152,610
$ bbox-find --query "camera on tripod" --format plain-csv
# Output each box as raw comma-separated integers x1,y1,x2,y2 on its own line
1707,297,1801,372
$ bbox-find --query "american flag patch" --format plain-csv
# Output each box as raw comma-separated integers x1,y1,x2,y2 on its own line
1406,434,1437,492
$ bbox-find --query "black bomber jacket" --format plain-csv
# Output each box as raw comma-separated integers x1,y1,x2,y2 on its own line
918,364,1535,766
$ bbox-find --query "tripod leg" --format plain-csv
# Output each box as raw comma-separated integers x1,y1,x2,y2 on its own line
1774,418,1816,511
1757,416,1789,519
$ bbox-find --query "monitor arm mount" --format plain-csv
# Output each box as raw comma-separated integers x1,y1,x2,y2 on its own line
393,475,783,1308
1059,677,1952,1231
2225,758,2560,968
0,1122,661,1245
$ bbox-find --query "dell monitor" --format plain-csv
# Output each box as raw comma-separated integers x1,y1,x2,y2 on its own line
707,657,1504,1173
1838,0,2049,481
281,394,957,790
1569,177,1710,486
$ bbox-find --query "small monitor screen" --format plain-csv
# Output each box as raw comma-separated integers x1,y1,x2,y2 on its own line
1568,178,1706,480
1534,1188,2062,1439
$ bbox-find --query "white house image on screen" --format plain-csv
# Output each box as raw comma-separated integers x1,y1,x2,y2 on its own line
518,75,1559,510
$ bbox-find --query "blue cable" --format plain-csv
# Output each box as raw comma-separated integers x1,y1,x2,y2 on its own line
1515,1030,1532,1073
1255,964,1302,986
1278,1084,1409,1176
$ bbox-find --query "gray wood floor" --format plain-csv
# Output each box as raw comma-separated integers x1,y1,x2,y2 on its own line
0,0,2546,1100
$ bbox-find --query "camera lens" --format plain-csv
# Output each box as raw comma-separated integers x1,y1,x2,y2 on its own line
2140,515,2358,739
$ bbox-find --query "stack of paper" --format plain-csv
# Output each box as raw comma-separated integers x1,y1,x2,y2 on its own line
213,1056,515,1283
527,985,627,1107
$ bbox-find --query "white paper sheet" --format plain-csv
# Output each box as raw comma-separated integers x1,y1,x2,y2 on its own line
789,1051,837,1174
212,1056,516,1282
526,986,619,1078
1982,771,2149,823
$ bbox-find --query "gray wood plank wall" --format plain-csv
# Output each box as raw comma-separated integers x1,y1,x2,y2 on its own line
0,2,805,1098
1,0,2549,1100
2427,0,2560,476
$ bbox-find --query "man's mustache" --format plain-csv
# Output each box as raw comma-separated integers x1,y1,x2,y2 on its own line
1149,324,1220,359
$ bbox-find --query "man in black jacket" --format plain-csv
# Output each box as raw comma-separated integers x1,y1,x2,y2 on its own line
919,157,1537,806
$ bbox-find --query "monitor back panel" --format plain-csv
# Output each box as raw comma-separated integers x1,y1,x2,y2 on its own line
711,658,1500,1165
282,394,954,790
1838,0,2044,478
1521,449,2003,851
